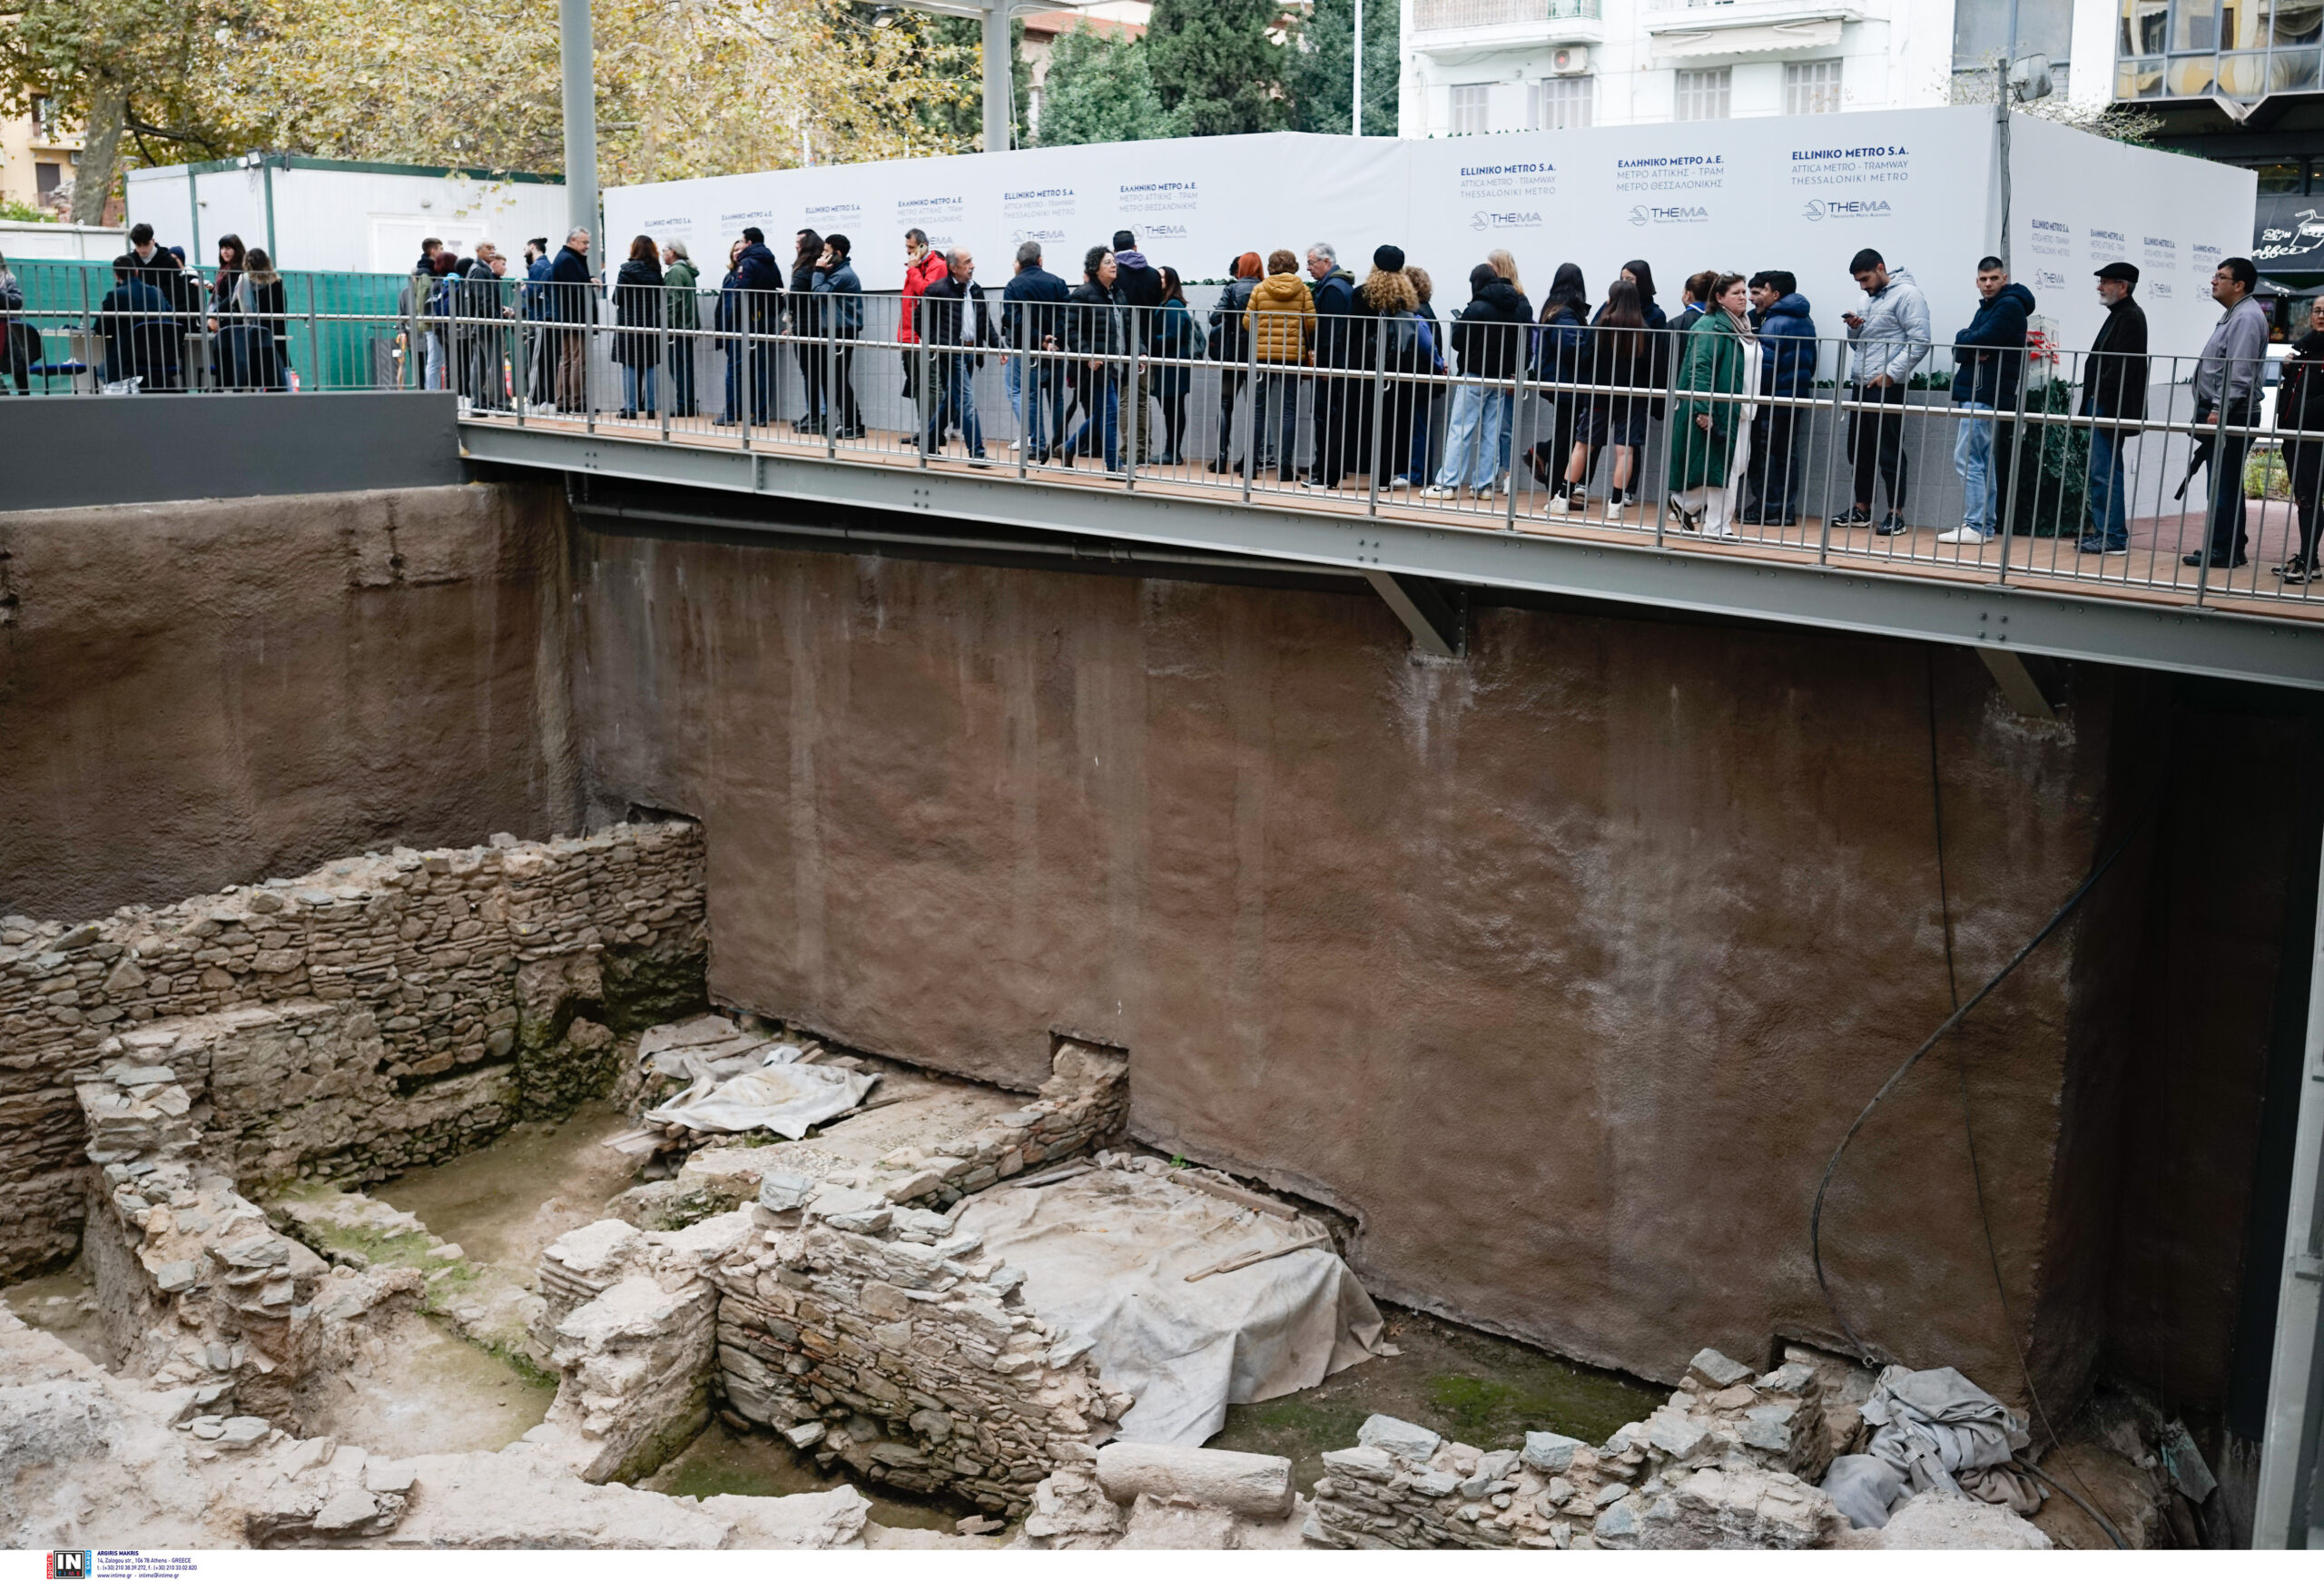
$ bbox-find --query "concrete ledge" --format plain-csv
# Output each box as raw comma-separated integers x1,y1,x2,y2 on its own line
2,392,461,510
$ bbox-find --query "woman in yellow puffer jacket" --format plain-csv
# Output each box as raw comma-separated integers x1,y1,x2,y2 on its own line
1239,250,1315,482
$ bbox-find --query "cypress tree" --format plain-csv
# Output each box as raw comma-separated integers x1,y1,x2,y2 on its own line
1145,0,1290,137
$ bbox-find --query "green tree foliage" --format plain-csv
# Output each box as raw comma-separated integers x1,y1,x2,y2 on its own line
1034,21,1172,147
911,13,1032,151
1286,0,1398,136
1145,0,1286,137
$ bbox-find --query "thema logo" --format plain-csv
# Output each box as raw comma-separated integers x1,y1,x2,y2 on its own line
47,1554,91,1580
1629,204,1708,226
1804,198,1892,222
1471,211,1543,231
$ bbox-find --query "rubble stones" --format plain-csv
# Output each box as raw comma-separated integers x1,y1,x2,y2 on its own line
0,822,707,1282
1307,1342,1846,1551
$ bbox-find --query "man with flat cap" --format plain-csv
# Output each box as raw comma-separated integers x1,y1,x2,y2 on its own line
2077,261,2147,558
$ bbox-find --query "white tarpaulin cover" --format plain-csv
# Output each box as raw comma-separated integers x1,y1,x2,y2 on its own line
954,1164,1384,1447
639,1014,877,1140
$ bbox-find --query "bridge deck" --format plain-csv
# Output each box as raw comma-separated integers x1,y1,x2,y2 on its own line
459,410,2324,693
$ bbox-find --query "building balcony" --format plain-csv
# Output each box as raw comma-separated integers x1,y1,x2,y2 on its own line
1407,0,1602,53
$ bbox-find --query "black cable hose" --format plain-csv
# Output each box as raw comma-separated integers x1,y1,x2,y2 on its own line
1807,798,2157,1377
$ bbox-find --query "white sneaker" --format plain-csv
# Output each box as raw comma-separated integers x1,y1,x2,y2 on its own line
1478,479,1497,499
1936,526,1994,544
1421,485,1455,499
1549,492,1583,515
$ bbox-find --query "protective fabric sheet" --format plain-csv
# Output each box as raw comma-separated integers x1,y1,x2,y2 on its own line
640,1021,876,1141
954,1166,1384,1447
1824,1364,2033,1527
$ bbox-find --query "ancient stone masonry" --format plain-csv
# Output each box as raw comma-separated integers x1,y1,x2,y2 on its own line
0,820,707,1281
1304,1349,1844,1551
73,1059,421,1428
704,1186,1129,1518
527,1213,753,1485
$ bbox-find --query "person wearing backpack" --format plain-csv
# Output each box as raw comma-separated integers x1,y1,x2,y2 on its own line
1359,246,1425,489
1207,252,1263,473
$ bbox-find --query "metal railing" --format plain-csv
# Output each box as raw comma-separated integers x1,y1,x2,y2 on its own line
5,261,2316,614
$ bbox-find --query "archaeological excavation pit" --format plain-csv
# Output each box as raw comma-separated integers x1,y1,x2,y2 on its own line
1,812,2221,1552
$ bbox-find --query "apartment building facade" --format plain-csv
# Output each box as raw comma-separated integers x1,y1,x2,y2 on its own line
0,97,82,215
1397,0,2098,135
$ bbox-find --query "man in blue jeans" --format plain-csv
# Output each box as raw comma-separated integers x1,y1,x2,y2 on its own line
1938,257,2034,546
2078,262,2147,557
1000,242,1070,461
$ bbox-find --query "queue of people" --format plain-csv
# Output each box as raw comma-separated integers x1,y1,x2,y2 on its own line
41,212,2288,574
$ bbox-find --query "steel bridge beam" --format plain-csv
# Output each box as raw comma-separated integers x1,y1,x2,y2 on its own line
461,422,2324,694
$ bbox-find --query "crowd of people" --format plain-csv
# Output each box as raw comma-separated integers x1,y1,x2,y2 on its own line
484,219,2257,568
1,222,297,393
12,212,2297,576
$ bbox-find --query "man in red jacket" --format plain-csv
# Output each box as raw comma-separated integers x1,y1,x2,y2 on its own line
898,227,949,416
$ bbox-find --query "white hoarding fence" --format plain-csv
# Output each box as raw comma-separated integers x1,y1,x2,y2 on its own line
605,109,2254,362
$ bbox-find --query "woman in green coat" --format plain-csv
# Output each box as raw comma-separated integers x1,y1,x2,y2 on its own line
661,241,704,419
1665,272,1761,538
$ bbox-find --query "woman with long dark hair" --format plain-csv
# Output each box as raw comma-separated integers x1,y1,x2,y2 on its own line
790,228,825,432
611,234,665,420
1551,277,1650,518
1152,266,1200,466
206,233,246,387
1526,262,1590,499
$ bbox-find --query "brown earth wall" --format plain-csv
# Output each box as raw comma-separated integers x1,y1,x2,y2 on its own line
0,483,582,922
568,528,2250,1409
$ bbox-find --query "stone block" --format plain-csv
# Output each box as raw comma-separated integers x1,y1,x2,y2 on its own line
1356,1415,1443,1463
1522,1431,1585,1475
1686,1349,1754,1390
1095,1441,1295,1517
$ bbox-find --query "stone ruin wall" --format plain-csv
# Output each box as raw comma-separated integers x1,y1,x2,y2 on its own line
533,1044,1135,1511
0,820,708,1281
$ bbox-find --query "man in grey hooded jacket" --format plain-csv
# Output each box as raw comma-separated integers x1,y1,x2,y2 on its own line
1834,248,1931,536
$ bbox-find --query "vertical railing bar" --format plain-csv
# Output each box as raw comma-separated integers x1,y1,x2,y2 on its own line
1369,311,1386,519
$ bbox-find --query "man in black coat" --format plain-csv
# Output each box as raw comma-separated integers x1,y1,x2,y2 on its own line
2078,261,2148,557
1305,242,1360,489
1109,229,1163,465
730,226,783,424
915,247,998,463
94,255,177,390
547,227,594,411
1000,241,1071,460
